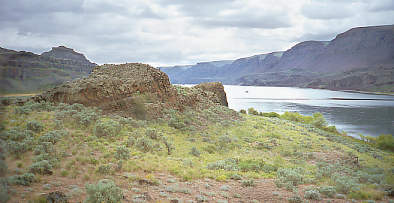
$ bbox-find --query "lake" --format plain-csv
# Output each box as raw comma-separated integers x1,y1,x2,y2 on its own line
223,85,394,138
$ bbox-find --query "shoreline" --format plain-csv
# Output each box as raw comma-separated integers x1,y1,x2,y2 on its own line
339,89,394,96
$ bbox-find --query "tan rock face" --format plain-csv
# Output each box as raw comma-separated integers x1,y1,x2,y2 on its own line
33,63,229,119
34,63,175,110
194,82,228,107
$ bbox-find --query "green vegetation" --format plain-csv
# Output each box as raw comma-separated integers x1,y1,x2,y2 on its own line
1,101,393,202
374,134,394,151
304,187,321,200
8,173,35,186
94,118,121,137
85,179,123,203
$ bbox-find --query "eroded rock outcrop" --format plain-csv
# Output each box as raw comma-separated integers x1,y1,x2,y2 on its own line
33,63,228,119
194,82,228,107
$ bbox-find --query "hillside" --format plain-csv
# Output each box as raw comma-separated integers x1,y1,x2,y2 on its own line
161,25,394,93
0,64,393,202
0,46,96,94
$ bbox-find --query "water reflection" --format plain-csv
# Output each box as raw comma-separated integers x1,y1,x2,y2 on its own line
224,85,394,137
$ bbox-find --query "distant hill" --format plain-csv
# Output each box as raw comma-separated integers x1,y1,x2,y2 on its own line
0,46,96,94
161,25,394,93
161,60,234,84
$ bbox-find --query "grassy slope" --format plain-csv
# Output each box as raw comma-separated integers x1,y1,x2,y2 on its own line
1,102,393,202
0,65,88,94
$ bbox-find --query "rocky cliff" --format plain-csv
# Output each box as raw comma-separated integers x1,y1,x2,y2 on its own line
40,46,96,73
33,63,229,119
161,25,394,93
194,82,228,107
0,46,96,94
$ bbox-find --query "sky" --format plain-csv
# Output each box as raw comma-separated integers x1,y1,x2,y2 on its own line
0,0,393,66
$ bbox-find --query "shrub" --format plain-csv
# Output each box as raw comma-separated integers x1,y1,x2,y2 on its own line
130,97,147,120
85,179,123,203
357,170,384,184
318,186,336,198
287,195,302,203
304,188,321,200
14,105,32,115
168,116,186,129
114,146,130,160
7,141,31,157
247,107,259,115
275,168,304,190
203,144,217,154
94,118,121,137
375,134,394,151
207,158,239,171
323,125,338,134
29,160,53,175
118,116,141,127
146,128,160,140
348,189,384,200
26,120,44,133
4,128,34,141
72,107,100,126
34,142,55,155
136,137,153,152
0,139,5,152
241,179,255,187
311,112,327,128
8,173,35,186
239,109,247,114
31,101,54,111
332,174,359,194
33,153,58,166
281,112,311,123
17,101,54,112
316,162,335,179
190,147,201,157
97,164,113,175
162,136,174,155
0,159,6,176
239,159,265,172
230,173,242,180
0,178,9,202
126,136,136,147
218,135,232,146
38,130,67,144
260,112,280,118
4,129,34,158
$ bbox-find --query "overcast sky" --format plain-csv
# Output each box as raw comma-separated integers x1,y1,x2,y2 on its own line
0,0,393,66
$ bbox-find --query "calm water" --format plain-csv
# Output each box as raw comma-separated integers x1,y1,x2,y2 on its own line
224,85,394,138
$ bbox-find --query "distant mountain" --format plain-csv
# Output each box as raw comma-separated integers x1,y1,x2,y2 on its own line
0,46,96,94
161,60,233,84
161,25,394,93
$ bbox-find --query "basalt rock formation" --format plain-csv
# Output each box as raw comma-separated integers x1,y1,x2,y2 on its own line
0,46,96,93
33,63,229,119
161,25,394,93
194,82,228,107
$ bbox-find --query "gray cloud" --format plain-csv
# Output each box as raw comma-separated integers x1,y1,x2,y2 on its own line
0,0,83,21
294,32,337,42
0,0,392,66
197,11,291,29
301,0,356,20
365,0,394,12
